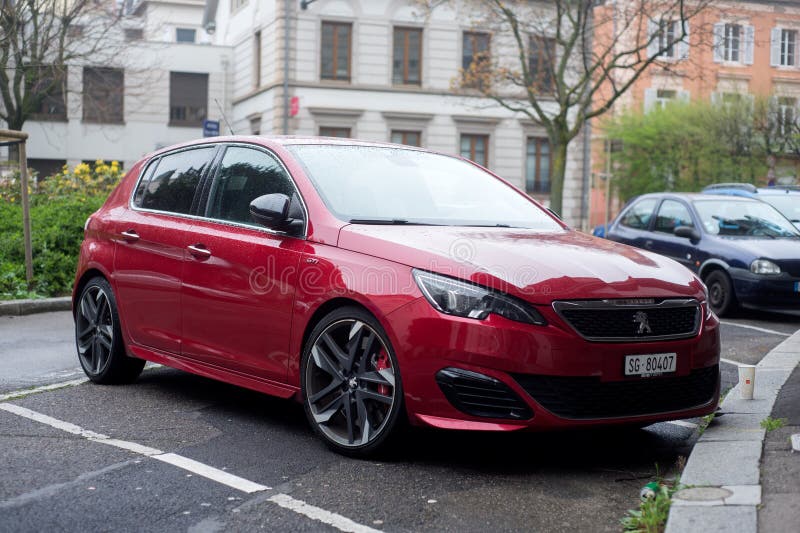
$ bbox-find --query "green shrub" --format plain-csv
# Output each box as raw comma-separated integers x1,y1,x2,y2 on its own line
0,160,120,299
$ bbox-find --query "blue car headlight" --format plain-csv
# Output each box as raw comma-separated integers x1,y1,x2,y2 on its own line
412,269,546,325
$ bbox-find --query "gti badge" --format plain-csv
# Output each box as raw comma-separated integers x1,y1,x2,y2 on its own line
633,311,652,334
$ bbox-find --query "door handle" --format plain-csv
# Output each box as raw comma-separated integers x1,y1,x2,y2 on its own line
187,244,212,260
120,229,140,243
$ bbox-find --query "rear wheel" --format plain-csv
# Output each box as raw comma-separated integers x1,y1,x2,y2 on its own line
75,277,144,384
705,270,738,317
301,307,403,456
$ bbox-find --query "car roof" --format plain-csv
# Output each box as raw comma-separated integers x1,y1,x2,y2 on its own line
756,187,800,195
635,192,760,202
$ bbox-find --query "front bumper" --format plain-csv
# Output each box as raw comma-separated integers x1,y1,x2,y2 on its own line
730,268,800,311
385,297,720,431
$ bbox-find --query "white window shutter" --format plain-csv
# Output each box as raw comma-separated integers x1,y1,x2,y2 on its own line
678,21,690,60
644,88,657,113
678,90,690,102
744,25,755,64
647,20,659,57
711,92,721,106
771,27,782,66
713,23,725,63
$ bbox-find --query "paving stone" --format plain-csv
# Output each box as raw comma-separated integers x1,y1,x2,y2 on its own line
700,413,766,442
680,440,762,486
666,504,756,533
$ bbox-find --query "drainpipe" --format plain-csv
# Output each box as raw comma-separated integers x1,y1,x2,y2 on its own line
283,0,290,134
580,6,594,232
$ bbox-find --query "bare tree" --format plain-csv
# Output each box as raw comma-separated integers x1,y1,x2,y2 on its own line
418,0,712,216
0,0,123,134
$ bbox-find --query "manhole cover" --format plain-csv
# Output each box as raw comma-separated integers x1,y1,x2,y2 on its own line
673,487,732,502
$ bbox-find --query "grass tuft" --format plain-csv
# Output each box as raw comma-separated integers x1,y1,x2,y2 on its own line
760,417,787,432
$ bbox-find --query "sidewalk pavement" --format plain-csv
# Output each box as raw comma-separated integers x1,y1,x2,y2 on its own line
665,329,800,533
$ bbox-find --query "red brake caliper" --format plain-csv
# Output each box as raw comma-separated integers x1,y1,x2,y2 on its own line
374,350,391,396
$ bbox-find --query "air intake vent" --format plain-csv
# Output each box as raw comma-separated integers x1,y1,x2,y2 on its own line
513,365,719,420
436,368,532,420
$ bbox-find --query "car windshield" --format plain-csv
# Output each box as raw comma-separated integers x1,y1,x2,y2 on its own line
287,145,562,229
761,195,800,223
693,199,800,238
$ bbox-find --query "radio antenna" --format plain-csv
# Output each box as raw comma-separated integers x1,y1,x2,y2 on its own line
214,98,235,135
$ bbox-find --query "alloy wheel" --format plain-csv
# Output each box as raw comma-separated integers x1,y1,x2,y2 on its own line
76,285,115,376
305,319,396,448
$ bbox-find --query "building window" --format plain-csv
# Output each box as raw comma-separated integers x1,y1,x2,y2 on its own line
781,29,797,66
29,66,67,122
176,28,196,43
656,89,677,108
462,31,490,87
777,97,796,134
253,31,262,88
390,130,421,146
460,134,488,166
724,24,741,62
82,67,124,124
529,36,555,93
320,126,351,138
321,21,351,81
28,159,67,178
656,20,677,58
169,72,208,127
393,27,422,85
124,28,143,41
525,137,550,194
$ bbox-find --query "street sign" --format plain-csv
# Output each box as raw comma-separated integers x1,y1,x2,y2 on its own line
203,119,220,137
289,96,299,117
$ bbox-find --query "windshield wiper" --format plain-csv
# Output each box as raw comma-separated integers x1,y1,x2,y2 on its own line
348,218,439,225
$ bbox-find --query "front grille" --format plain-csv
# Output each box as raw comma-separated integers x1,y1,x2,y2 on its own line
513,365,718,419
553,299,700,342
776,260,800,278
436,368,532,420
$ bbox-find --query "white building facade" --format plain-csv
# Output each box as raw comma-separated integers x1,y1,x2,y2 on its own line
19,0,232,176
209,0,589,227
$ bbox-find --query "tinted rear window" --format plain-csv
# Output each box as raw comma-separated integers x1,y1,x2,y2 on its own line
134,147,215,214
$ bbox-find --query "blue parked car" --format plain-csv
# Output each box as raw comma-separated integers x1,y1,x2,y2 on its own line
606,193,800,316
702,183,800,229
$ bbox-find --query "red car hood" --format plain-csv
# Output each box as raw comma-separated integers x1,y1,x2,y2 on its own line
337,225,705,304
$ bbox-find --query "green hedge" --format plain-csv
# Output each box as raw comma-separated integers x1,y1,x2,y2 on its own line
0,196,106,299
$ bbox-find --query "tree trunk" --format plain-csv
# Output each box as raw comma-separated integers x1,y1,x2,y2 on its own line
549,138,569,217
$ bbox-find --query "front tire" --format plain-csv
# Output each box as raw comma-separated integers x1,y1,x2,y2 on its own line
75,277,144,384
301,306,404,456
705,270,738,317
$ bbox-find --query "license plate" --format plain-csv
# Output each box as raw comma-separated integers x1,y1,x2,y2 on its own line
625,353,677,377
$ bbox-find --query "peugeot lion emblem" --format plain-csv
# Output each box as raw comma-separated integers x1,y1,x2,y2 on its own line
633,311,652,335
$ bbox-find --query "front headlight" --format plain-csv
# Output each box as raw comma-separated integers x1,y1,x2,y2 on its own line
750,259,781,275
412,269,546,325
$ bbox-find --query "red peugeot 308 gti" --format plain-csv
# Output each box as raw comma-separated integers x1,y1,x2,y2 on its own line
73,137,720,455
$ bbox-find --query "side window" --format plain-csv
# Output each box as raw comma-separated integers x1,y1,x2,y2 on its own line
620,198,658,230
654,200,695,233
136,147,215,214
206,146,298,225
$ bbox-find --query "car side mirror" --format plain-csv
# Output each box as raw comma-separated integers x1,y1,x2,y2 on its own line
674,225,700,243
250,193,302,234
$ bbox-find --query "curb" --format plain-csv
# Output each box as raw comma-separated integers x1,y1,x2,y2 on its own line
0,297,72,317
665,330,800,533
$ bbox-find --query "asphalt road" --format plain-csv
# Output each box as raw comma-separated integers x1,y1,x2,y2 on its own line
0,309,797,532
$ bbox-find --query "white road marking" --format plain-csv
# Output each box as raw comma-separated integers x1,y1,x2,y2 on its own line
720,357,742,366
0,378,88,402
667,420,699,429
719,321,791,337
154,453,269,494
0,403,377,531
268,493,381,533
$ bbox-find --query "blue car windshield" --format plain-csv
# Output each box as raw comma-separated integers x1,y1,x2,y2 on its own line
693,199,800,238
287,145,562,229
